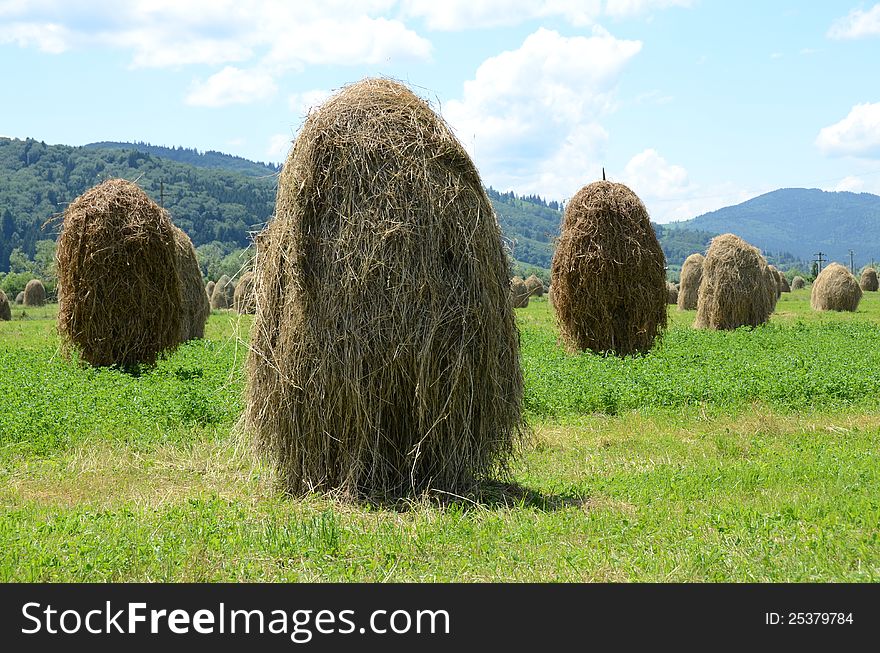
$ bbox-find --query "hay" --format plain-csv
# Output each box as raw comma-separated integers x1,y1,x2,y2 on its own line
666,281,679,304
173,226,210,341
206,280,216,300
23,279,46,307
233,270,256,314
694,233,775,330
778,272,791,293
524,274,544,297
791,276,805,290
811,262,862,311
550,180,667,355
509,276,530,308
210,274,233,309
14,291,24,305
56,178,182,367
767,265,783,299
860,267,878,292
677,253,704,311
243,77,525,498
0,290,10,321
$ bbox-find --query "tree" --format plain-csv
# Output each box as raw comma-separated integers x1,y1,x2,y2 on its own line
8,247,34,274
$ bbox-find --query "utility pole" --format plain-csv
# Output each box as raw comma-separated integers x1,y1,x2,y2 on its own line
160,180,165,208
849,249,854,274
814,251,826,275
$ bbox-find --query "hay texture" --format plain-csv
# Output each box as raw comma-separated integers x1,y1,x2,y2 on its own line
694,233,775,330
23,279,46,307
666,281,679,304
14,291,24,305
173,226,210,341
244,78,525,498
811,263,862,311
56,178,182,367
206,280,216,300
0,290,10,321
768,265,783,299
791,276,805,290
550,180,667,355
210,274,233,309
860,267,878,292
677,253,704,311
509,277,530,308
524,274,544,297
233,270,256,314
778,273,791,293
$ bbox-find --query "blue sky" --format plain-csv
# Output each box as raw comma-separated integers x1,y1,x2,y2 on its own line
1,0,879,222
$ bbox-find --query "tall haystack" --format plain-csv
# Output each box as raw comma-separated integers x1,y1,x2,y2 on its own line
206,280,216,300
811,262,862,311
860,267,878,292
550,180,667,355
210,274,233,309
233,270,256,314
694,233,774,330
791,276,805,290
14,291,24,305
666,281,678,304
56,178,182,367
244,78,525,498
509,277,530,308
23,279,46,307
767,265,783,299
677,253,704,311
0,290,10,321
524,274,544,297
173,226,210,341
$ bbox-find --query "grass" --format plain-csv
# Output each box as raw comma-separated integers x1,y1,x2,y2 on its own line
1,293,879,581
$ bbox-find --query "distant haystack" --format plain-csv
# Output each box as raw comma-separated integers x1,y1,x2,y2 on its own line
666,281,679,304
14,291,24,305
172,226,210,341
524,274,544,297
860,267,878,292
233,270,256,314
551,180,667,355
778,272,791,293
677,253,704,310
210,274,234,309
0,290,10,321
23,279,46,307
694,233,774,330
509,277,530,308
767,265,783,299
811,263,862,312
206,280,216,300
791,276,805,290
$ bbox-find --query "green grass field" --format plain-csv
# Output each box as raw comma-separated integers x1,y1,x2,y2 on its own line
1,290,879,581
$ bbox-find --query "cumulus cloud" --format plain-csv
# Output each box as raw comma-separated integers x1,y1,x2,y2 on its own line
288,89,333,116
827,3,880,40
831,175,865,192
443,27,641,199
267,132,293,161
816,103,880,158
185,66,277,107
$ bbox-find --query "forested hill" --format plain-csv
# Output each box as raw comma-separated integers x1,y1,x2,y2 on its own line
1,137,717,275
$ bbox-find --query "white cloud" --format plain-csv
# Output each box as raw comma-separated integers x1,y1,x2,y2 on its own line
831,175,865,192
443,27,641,199
816,103,880,158
0,21,71,53
267,132,293,162
604,0,693,18
827,3,880,40
185,66,278,107
622,148,689,199
288,89,332,116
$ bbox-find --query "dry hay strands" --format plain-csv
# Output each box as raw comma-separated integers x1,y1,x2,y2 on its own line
694,233,775,330
677,253,704,311
550,180,667,355
233,270,256,314
206,280,216,300
778,272,791,293
860,267,878,292
210,274,234,309
524,274,544,297
767,265,783,299
56,178,182,368
812,262,862,311
23,279,46,307
509,276,530,308
666,281,679,305
173,225,210,341
791,275,806,290
244,77,526,500
0,290,11,321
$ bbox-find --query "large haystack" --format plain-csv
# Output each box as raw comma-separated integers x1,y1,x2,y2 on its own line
694,233,775,330
233,270,256,314
860,267,878,292
173,226,210,341
509,277,530,308
666,281,678,304
791,276,805,290
210,274,233,309
677,253,704,311
550,180,667,355
23,279,46,307
0,290,10,321
56,178,182,367
244,78,525,498
524,274,544,297
811,262,862,311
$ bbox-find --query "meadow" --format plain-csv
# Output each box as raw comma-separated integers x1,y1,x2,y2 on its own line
1,289,879,581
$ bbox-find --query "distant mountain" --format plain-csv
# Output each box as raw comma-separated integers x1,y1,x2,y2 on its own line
672,188,880,268
84,141,280,177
